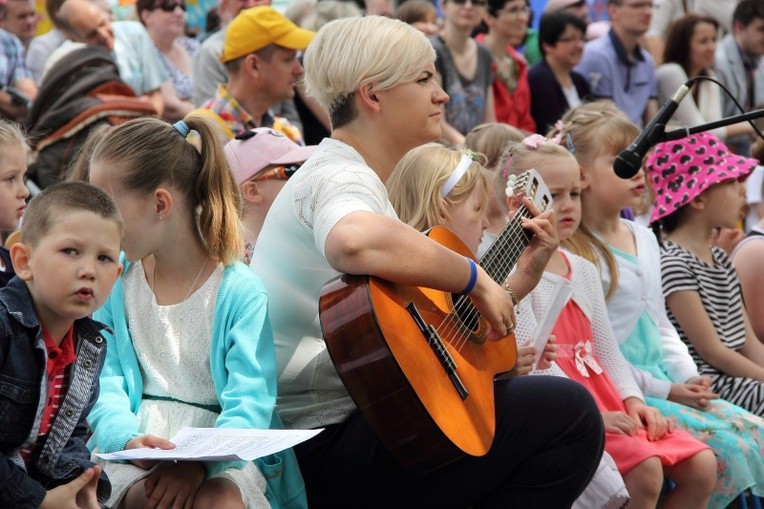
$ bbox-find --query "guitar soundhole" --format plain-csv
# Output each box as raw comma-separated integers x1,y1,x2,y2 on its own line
450,294,487,344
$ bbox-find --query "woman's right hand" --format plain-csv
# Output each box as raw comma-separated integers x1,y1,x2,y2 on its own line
469,267,516,341
602,411,639,436
125,435,176,470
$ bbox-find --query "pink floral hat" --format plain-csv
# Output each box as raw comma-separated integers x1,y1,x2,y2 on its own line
645,132,758,225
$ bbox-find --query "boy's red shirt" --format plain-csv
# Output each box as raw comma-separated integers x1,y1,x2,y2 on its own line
19,325,75,464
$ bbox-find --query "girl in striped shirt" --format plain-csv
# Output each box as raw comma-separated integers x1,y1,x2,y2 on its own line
646,132,764,416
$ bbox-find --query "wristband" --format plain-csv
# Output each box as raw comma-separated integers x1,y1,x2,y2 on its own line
457,258,478,296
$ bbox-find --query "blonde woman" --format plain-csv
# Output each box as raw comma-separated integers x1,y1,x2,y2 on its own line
253,17,604,505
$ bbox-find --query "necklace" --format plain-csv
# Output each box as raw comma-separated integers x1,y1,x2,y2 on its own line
150,255,210,306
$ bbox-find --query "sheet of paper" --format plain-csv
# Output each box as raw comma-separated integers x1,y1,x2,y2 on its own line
95,427,322,462
530,283,572,370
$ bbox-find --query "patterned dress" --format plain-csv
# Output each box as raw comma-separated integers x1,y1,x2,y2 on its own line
604,234,764,507
552,297,708,474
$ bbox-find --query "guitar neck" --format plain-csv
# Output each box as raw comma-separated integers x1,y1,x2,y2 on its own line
479,205,533,286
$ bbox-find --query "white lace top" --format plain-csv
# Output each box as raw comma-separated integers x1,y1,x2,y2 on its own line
516,251,644,402
252,138,398,429
123,261,223,405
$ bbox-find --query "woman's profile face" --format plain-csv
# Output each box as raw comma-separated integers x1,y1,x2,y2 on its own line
689,21,717,74
376,63,449,151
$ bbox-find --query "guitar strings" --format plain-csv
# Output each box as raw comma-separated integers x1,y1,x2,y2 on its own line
434,204,533,353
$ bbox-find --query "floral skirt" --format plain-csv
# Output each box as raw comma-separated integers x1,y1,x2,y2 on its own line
647,396,764,509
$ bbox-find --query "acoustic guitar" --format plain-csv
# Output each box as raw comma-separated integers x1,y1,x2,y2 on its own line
319,170,552,475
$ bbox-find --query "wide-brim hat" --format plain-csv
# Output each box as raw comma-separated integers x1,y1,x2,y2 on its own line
645,131,757,224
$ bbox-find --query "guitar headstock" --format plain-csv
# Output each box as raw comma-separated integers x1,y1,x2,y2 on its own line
506,169,552,214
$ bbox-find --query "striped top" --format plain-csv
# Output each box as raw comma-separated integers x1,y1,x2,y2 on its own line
660,242,746,375
20,326,75,464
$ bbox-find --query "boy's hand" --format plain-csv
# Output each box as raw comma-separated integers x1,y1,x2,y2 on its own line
40,465,101,509
125,435,176,470
144,461,206,509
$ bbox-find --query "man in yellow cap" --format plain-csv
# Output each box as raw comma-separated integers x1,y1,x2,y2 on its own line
193,6,314,142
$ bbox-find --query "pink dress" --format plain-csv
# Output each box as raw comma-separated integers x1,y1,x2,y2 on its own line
552,281,709,474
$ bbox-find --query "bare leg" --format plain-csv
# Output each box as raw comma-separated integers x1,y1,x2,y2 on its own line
662,450,716,509
118,479,149,509
623,457,663,509
192,478,245,509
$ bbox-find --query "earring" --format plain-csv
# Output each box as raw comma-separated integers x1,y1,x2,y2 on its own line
156,214,162,221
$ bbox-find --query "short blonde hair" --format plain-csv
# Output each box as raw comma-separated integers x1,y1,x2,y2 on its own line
388,143,488,232
302,15,435,129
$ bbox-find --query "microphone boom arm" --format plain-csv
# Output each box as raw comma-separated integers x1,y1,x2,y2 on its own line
663,107,764,142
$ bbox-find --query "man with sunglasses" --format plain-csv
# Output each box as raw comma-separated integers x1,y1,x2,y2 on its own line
224,127,316,264
54,0,167,115
193,6,313,143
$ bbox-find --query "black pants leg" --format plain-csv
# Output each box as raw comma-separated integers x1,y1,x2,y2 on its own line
294,375,605,509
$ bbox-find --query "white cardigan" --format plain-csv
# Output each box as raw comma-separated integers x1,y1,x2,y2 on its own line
597,220,699,398
516,251,644,403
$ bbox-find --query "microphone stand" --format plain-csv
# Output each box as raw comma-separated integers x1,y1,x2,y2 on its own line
662,107,764,142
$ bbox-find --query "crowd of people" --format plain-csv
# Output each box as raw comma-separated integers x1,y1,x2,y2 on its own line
1,0,764,508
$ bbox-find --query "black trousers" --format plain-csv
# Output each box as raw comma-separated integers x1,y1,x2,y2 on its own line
294,375,605,509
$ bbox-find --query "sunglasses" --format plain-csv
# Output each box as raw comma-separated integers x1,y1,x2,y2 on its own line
450,0,488,7
155,0,185,12
253,164,300,182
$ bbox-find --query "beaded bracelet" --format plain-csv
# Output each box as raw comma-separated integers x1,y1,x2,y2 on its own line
458,258,478,296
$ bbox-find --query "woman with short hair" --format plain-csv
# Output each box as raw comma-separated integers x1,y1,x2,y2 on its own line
251,14,605,509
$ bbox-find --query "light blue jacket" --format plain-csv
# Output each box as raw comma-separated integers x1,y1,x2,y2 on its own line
87,260,306,509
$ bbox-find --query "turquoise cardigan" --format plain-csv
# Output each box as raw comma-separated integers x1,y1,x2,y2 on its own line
87,260,306,509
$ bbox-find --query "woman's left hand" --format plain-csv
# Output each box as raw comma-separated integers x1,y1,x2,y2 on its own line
510,197,558,297
144,461,206,509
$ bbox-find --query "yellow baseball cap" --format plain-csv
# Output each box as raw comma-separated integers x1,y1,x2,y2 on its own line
221,6,315,63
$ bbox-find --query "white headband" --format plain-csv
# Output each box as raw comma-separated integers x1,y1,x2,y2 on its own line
440,154,473,198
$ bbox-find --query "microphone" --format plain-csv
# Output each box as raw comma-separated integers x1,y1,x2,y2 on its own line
613,83,691,179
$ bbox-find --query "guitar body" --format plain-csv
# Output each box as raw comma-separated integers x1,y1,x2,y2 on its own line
320,226,517,475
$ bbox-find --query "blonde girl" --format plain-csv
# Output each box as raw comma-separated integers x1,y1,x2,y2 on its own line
391,142,632,509
464,122,525,257
553,103,764,507
85,116,305,509
502,134,717,509
0,119,30,287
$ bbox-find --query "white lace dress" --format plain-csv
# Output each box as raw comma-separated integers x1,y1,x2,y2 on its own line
100,261,267,507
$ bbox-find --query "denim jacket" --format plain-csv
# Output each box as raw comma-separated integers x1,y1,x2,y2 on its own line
0,277,111,508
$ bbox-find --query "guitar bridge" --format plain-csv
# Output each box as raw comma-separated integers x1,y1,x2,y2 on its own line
406,302,469,400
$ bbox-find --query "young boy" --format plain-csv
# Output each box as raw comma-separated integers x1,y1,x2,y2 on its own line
0,181,123,508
